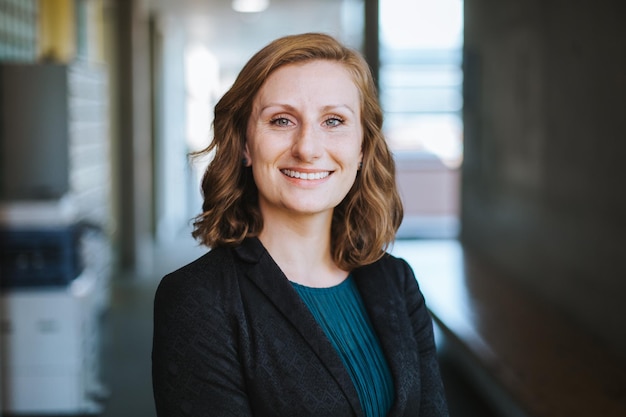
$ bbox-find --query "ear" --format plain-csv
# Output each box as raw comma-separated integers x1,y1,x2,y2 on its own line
243,143,252,167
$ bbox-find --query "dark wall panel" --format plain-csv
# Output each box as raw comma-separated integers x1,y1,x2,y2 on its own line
0,64,69,199
461,0,626,359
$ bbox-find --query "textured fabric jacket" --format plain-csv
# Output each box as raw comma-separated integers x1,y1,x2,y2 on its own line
152,237,449,416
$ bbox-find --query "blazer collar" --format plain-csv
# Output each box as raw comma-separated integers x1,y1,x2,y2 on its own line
352,259,415,417
234,237,364,417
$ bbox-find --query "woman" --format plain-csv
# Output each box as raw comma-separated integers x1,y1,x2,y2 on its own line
152,33,449,417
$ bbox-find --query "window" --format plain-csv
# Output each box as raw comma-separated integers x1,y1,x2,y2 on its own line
380,0,463,168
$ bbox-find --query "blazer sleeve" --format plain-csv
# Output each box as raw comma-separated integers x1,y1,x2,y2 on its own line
152,268,253,417
400,259,450,417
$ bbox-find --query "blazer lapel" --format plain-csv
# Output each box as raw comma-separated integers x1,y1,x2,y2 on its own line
234,238,364,417
353,259,416,417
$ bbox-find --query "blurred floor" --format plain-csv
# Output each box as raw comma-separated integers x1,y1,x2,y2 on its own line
98,237,207,417
98,238,497,417
99,276,157,417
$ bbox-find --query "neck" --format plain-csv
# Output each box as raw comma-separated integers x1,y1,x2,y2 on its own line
258,213,348,288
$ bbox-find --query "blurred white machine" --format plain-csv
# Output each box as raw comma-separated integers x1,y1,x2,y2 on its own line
1,273,107,414
0,201,110,415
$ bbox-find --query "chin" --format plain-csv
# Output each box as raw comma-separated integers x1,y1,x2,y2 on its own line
285,201,335,216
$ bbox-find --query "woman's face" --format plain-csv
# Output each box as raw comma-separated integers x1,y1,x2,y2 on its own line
245,60,363,223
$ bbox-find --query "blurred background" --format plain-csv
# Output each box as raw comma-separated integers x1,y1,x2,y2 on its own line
0,0,624,416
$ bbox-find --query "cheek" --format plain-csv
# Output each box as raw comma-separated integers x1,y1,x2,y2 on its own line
248,142,283,171
248,143,271,162
244,122,265,160
344,135,364,165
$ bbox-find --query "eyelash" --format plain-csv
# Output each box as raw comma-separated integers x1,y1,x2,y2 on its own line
324,115,344,126
269,116,292,126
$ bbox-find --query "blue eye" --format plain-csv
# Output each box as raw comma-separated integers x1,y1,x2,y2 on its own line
270,117,291,127
324,117,343,127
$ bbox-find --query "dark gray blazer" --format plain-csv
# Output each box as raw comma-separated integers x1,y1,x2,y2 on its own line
152,237,448,416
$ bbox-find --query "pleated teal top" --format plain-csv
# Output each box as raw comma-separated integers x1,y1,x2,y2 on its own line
292,276,395,417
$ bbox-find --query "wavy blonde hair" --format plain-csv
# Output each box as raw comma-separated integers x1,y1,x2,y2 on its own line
192,33,403,269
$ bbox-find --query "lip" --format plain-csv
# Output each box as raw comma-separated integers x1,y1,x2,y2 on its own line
280,168,332,181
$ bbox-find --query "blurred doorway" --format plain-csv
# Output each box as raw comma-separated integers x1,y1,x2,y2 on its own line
149,0,463,245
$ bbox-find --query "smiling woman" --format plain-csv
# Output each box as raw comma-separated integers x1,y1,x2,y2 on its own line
191,33,402,269
152,33,449,417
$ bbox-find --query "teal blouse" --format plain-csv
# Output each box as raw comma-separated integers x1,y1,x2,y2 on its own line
292,276,395,417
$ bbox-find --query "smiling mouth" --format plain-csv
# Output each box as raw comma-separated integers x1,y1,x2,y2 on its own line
281,169,331,180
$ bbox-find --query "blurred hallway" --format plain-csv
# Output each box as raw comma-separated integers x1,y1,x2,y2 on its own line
3,0,626,415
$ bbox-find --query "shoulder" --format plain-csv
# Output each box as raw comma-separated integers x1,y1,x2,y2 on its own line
154,237,269,306
364,251,416,283
359,251,428,309
164,245,234,279
154,246,239,311
353,251,421,300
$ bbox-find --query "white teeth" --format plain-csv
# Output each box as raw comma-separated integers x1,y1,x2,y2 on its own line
281,169,330,180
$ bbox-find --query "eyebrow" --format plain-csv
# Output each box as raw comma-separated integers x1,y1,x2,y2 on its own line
259,103,357,115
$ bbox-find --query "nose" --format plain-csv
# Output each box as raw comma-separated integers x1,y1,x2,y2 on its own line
291,123,323,162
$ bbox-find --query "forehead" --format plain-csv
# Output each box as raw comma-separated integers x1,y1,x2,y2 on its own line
270,59,353,79
255,60,360,104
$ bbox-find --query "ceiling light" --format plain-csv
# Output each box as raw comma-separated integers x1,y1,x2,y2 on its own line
232,0,269,13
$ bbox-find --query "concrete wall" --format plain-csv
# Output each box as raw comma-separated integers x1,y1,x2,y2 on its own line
110,0,154,272
461,0,626,360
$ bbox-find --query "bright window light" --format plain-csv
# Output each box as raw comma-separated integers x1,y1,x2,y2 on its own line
232,0,269,13
381,0,463,49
